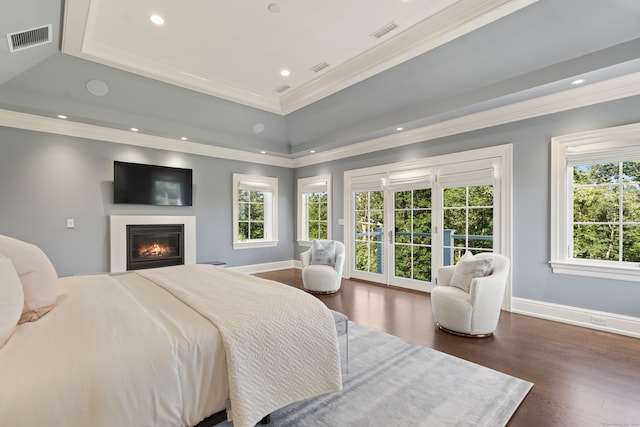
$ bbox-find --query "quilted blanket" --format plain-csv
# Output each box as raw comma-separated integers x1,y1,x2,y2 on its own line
138,264,342,427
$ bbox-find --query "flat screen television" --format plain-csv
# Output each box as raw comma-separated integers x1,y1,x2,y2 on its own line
113,161,193,206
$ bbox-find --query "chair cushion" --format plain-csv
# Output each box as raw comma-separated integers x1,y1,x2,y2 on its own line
0,235,58,324
450,252,494,293
0,256,25,348
311,240,336,266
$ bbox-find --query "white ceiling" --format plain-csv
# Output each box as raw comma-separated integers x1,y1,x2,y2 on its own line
62,0,536,114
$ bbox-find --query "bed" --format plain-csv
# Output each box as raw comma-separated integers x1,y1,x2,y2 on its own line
0,235,342,427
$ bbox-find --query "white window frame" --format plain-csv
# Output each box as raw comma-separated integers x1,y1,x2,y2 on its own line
550,122,640,282
232,173,278,249
297,174,332,245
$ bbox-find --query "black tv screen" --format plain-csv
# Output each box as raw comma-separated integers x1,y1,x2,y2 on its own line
114,161,193,206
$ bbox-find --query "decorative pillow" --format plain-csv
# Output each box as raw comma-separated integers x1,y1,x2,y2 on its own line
311,240,336,266
0,256,24,348
0,235,58,324
450,252,494,293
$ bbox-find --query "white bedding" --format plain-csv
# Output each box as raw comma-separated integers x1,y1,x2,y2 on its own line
0,264,342,427
0,272,227,427
139,264,343,427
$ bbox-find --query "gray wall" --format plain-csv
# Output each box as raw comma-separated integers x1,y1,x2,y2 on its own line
2,95,640,318
0,126,295,276
295,95,640,318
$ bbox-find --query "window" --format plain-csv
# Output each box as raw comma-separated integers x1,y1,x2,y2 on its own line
550,122,640,282
297,175,331,243
233,173,278,249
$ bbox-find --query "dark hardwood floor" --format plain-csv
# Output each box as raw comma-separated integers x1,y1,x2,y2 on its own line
256,269,640,427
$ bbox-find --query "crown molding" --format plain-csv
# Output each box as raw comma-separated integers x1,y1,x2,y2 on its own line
293,71,640,168
0,109,295,168
2,72,639,170
280,0,539,114
62,0,537,115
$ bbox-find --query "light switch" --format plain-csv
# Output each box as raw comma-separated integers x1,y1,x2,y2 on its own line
338,218,344,226
66,219,75,229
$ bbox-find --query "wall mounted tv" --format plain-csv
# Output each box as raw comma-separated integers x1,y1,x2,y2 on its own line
113,161,193,206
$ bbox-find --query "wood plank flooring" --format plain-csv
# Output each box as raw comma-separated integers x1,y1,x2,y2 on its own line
256,269,640,427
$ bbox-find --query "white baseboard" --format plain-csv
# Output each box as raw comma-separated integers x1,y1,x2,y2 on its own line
511,297,640,339
228,260,299,274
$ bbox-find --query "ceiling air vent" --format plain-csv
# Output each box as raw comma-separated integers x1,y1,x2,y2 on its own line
7,25,52,53
274,84,290,93
310,62,330,73
371,22,398,39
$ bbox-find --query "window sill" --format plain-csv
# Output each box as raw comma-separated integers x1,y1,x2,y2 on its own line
549,260,640,283
233,240,278,250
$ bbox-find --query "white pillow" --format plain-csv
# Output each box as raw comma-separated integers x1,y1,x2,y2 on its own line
311,240,336,266
450,252,494,293
0,235,58,324
0,256,24,348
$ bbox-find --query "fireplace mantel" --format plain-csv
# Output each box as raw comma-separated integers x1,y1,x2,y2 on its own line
110,215,196,273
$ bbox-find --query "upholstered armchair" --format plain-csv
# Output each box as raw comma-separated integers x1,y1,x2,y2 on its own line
300,240,345,294
431,252,510,337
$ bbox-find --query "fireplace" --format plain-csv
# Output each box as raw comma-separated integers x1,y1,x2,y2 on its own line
110,215,196,273
126,224,184,270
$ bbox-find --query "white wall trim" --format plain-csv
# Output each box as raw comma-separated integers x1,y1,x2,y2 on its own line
293,71,640,168
511,297,640,339
0,109,295,168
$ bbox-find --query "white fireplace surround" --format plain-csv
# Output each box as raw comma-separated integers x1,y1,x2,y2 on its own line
110,215,196,273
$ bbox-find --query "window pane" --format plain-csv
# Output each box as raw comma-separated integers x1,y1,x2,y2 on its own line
414,189,431,208
308,202,319,220
238,222,248,240
469,185,493,206
238,202,248,220
319,203,328,221
623,225,640,262
468,208,493,236
368,241,381,273
413,246,432,282
395,211,411,243
355,242,369,272
573,224,619,261
239,189,251,203
573,164,618,184
395,191,412,210
370,191,384,209
319,222,328,239
309,222,319,239
250,222,264,239
622,183,640,222
573,186,619,223
444,208,465,234
413,210,431,245
443,187,466,207
394,244,412,278
250,191,265,203
250,203,264,220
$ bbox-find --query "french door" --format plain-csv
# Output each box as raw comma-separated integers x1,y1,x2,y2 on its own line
350,169,496,292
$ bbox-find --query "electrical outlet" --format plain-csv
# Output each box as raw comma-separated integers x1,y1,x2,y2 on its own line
590,316,607,326
66,219,75,229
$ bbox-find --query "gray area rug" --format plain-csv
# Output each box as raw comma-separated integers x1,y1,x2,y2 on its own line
217,321,533,427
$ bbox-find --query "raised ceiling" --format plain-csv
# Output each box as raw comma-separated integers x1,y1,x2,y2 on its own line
62,0,536,114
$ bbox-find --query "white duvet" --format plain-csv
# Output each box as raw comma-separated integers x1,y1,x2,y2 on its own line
0,265,342,427
0,272,227,427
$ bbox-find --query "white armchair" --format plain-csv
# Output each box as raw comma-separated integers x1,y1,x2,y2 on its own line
431,252,510,337
300,240,345,294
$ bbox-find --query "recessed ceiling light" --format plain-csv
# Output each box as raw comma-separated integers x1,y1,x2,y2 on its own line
280,69,290,77
268,3,280,13
396,127,404,131
57,114,67,119
310,150,316,154
260,150,267,154
571,79,585,85
181,137,188,141
150,15,164,25
130,127,139,132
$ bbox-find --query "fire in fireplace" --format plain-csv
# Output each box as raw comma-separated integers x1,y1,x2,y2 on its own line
126,224,184,270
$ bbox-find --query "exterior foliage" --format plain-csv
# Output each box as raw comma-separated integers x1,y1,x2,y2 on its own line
572,162,640,262
306,192,328,239
238,189,265,240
